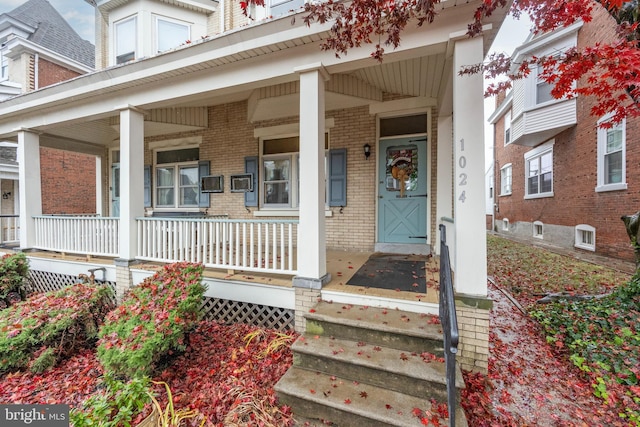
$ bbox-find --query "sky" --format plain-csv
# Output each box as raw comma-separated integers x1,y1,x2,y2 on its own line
0,0,95,42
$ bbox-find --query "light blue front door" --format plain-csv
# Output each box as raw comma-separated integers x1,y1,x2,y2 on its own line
377,137,428,244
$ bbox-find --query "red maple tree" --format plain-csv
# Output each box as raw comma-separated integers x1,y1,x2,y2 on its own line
240,0,640,126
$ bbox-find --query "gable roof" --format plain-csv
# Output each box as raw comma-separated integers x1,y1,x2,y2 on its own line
4,0,94,68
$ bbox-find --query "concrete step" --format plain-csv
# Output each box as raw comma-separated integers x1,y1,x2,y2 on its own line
292,334,464,401
304,301,444,355
276,367,467,427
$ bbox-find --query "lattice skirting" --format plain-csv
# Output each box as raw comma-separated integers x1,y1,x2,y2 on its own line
28,270,294,331
201,297,295,331
28,270,118,305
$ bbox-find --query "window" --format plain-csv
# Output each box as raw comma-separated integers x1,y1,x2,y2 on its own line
533,221,543,239
524,141,554,198
253,0,305,19
535,64,554,105
155,148,199,208
575,224,595,251
156,16,190,53
260,135,329,208
500,164,512,196
504,110,511,145
115,16,137,64
596,114,627,192
0,51,7,80
502,218,509,231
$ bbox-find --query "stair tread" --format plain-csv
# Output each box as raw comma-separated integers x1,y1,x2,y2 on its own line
307,301,442,340
276,367,461,427
293,334,464,389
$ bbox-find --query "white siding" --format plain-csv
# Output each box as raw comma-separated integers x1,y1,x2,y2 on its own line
525,98,576,133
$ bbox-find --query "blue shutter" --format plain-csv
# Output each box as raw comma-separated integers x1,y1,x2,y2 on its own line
198,160,210,208
245,156,258,207
144,165,151,208
328,148,347,206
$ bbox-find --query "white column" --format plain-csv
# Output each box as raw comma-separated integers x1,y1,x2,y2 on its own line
436,115,454,258
17,130,42,250
118,107,145,260
95,156,103,215
293,63,330,289
452,36,487,296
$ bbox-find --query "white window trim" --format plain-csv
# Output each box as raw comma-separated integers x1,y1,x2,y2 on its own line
596,113,627,193
533,220,544,239
575,224,596,251
153,145,200,211
524,140,554,199
154,15,191,54
504,110,512,146
500,163,512,196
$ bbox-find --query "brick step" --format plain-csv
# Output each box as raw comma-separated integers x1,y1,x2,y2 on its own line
292,333,464,400
276,367,468,427
304,301,444,355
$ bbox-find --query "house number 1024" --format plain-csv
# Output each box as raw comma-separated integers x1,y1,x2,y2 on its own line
458,138,467,203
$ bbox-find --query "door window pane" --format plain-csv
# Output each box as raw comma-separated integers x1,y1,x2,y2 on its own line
385,145,418,192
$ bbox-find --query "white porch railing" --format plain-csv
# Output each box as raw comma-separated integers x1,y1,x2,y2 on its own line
34,215,119,257
137,217,298,275
0,215,19,245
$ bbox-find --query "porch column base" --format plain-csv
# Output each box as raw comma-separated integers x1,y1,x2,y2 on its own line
292,273,331,290
114,258,138,302
455,293,492,374
293,287,322,334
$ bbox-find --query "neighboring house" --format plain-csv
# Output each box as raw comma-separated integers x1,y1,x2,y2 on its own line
0,0,97,225
0,0,509,383
485,163,494,230
488,5,639,262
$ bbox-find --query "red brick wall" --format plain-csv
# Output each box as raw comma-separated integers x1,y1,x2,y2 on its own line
494,5,639,261
40,147,96,214
37,58,81,89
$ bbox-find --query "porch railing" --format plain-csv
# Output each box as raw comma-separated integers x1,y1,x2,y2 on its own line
0,215,19,245
438,223,459,427
34,215,119,257
136,217,298,275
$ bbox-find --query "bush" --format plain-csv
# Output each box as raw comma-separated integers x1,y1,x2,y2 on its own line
70,374,152,427
0,252,29,308
0,283,113,373
97,262,205,379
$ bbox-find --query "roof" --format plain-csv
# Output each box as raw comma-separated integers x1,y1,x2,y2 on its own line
4,0,94,68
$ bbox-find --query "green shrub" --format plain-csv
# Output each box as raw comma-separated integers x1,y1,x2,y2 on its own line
97,262,205,379
70,374,151,427
0,252,29,306
0,283,113,373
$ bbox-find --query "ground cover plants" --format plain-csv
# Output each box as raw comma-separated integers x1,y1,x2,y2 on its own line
475,234,639,426
0,252,29,308
0,257,296,426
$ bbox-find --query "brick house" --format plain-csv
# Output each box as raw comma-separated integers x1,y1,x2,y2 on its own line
0,0,510,421
0,0,96,242
488,5,639,263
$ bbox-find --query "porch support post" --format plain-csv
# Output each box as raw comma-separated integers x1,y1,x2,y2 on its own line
115,106,144,298
292,63,330,332
436,115,454,258
452,36,488,297
17,130,42,250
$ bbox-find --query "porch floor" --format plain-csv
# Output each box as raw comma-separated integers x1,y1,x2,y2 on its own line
20,249,440,304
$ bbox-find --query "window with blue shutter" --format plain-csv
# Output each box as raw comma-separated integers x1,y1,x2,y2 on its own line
198,160,210,208
245,156,258,207
144,165,151,207
328,148,347,206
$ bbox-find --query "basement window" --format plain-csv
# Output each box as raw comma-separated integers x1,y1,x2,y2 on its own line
533,221,543,239
502,218,509,231
575,224,596,251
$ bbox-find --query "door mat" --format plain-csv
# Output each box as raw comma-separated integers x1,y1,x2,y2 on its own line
346,253,427,293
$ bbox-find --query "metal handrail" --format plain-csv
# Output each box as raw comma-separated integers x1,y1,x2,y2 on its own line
439,223,459,427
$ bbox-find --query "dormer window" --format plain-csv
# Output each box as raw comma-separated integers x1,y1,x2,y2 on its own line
115,16,137,64
155,16,190,53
